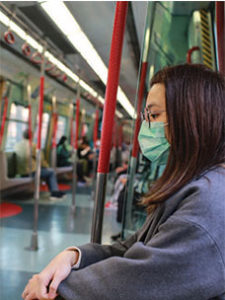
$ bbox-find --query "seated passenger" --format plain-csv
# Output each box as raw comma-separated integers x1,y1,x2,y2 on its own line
57,136,72,167
22,64,225,300
15,129,65,199
77,136,94,184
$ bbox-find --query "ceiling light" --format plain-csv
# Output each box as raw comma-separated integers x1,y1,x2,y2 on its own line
39,1,133,118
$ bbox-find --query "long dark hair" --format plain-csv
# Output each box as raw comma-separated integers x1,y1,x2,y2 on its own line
143,64,225,213
57,136,67,147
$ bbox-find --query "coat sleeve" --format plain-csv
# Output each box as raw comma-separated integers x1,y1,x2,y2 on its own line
58,215,225,300
76,228,140,269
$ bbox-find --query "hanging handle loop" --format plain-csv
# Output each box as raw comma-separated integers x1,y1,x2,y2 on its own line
4,31,15,44
45,61,55,72
22,43,31,57
31,52,43,64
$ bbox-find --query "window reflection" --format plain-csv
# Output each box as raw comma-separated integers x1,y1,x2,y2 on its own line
5,104,29,152
56,116,67,143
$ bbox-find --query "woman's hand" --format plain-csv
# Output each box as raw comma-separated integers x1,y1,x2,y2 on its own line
22,249,78,300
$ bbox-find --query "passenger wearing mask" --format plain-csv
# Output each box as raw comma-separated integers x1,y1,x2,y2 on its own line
15,129,65,199
57,136,72,167
22,64,225,300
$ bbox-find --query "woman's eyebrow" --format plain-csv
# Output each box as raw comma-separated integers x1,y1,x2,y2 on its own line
146,103,161,109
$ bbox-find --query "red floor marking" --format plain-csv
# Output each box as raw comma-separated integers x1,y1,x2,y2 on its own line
40,182,49,192
40,183,71,192
58,183,71,191
0,202,23,218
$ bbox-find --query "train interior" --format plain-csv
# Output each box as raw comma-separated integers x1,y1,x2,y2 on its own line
0,1,223,299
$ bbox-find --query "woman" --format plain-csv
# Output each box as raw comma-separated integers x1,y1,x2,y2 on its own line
22,64,225,300
57,136,71,167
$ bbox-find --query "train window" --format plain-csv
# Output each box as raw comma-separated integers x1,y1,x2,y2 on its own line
56,115,67,143
5,103,29,152
34,112,50,149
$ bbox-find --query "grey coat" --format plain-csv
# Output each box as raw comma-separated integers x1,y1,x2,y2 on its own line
58,167,225,300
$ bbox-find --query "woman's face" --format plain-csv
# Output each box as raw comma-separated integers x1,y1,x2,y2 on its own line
145,83,170,142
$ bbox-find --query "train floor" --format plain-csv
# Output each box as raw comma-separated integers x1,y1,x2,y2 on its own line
0,176,121,300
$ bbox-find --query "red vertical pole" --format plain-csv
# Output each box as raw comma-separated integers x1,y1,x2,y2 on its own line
216,2,225,75
74,99,80,150
37,76,45,150
91,1,128,243
28,104,32,147
70,105,74,147
132,62,148,158
97,2,128,173
0,97,8,149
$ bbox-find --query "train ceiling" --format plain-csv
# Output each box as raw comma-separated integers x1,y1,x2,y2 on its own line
0,1,212,119
0,1,147,119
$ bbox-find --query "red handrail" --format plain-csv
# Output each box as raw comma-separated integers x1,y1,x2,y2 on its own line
0,97,8,148
186,46,200,64
70,107,74,147
97,2,128,173
74,99,80,150
132,62,148,158
37,76,45,150
216,2,225,74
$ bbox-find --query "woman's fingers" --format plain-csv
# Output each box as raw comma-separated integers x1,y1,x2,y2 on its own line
21,274,49,300
22,251,75,300
22,288,28,299
48,271,67,299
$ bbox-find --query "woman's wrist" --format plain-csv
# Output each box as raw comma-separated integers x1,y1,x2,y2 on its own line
66,249,78,266
65,247,81,268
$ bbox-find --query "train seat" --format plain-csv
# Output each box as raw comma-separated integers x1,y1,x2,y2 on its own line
55,166,73,175
0,151,33,192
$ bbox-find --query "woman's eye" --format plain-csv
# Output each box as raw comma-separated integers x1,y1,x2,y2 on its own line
151,114,158,119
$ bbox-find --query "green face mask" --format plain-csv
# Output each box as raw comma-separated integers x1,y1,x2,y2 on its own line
138,121,170,165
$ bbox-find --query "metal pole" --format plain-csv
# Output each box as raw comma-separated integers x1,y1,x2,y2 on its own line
28,46,46,251
112,120,117,172
118,122,123,166
216,2,225,75
71,85,80,212
121,3,152,236
122,62,148,232
91,108,99,200
91,2,128,244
